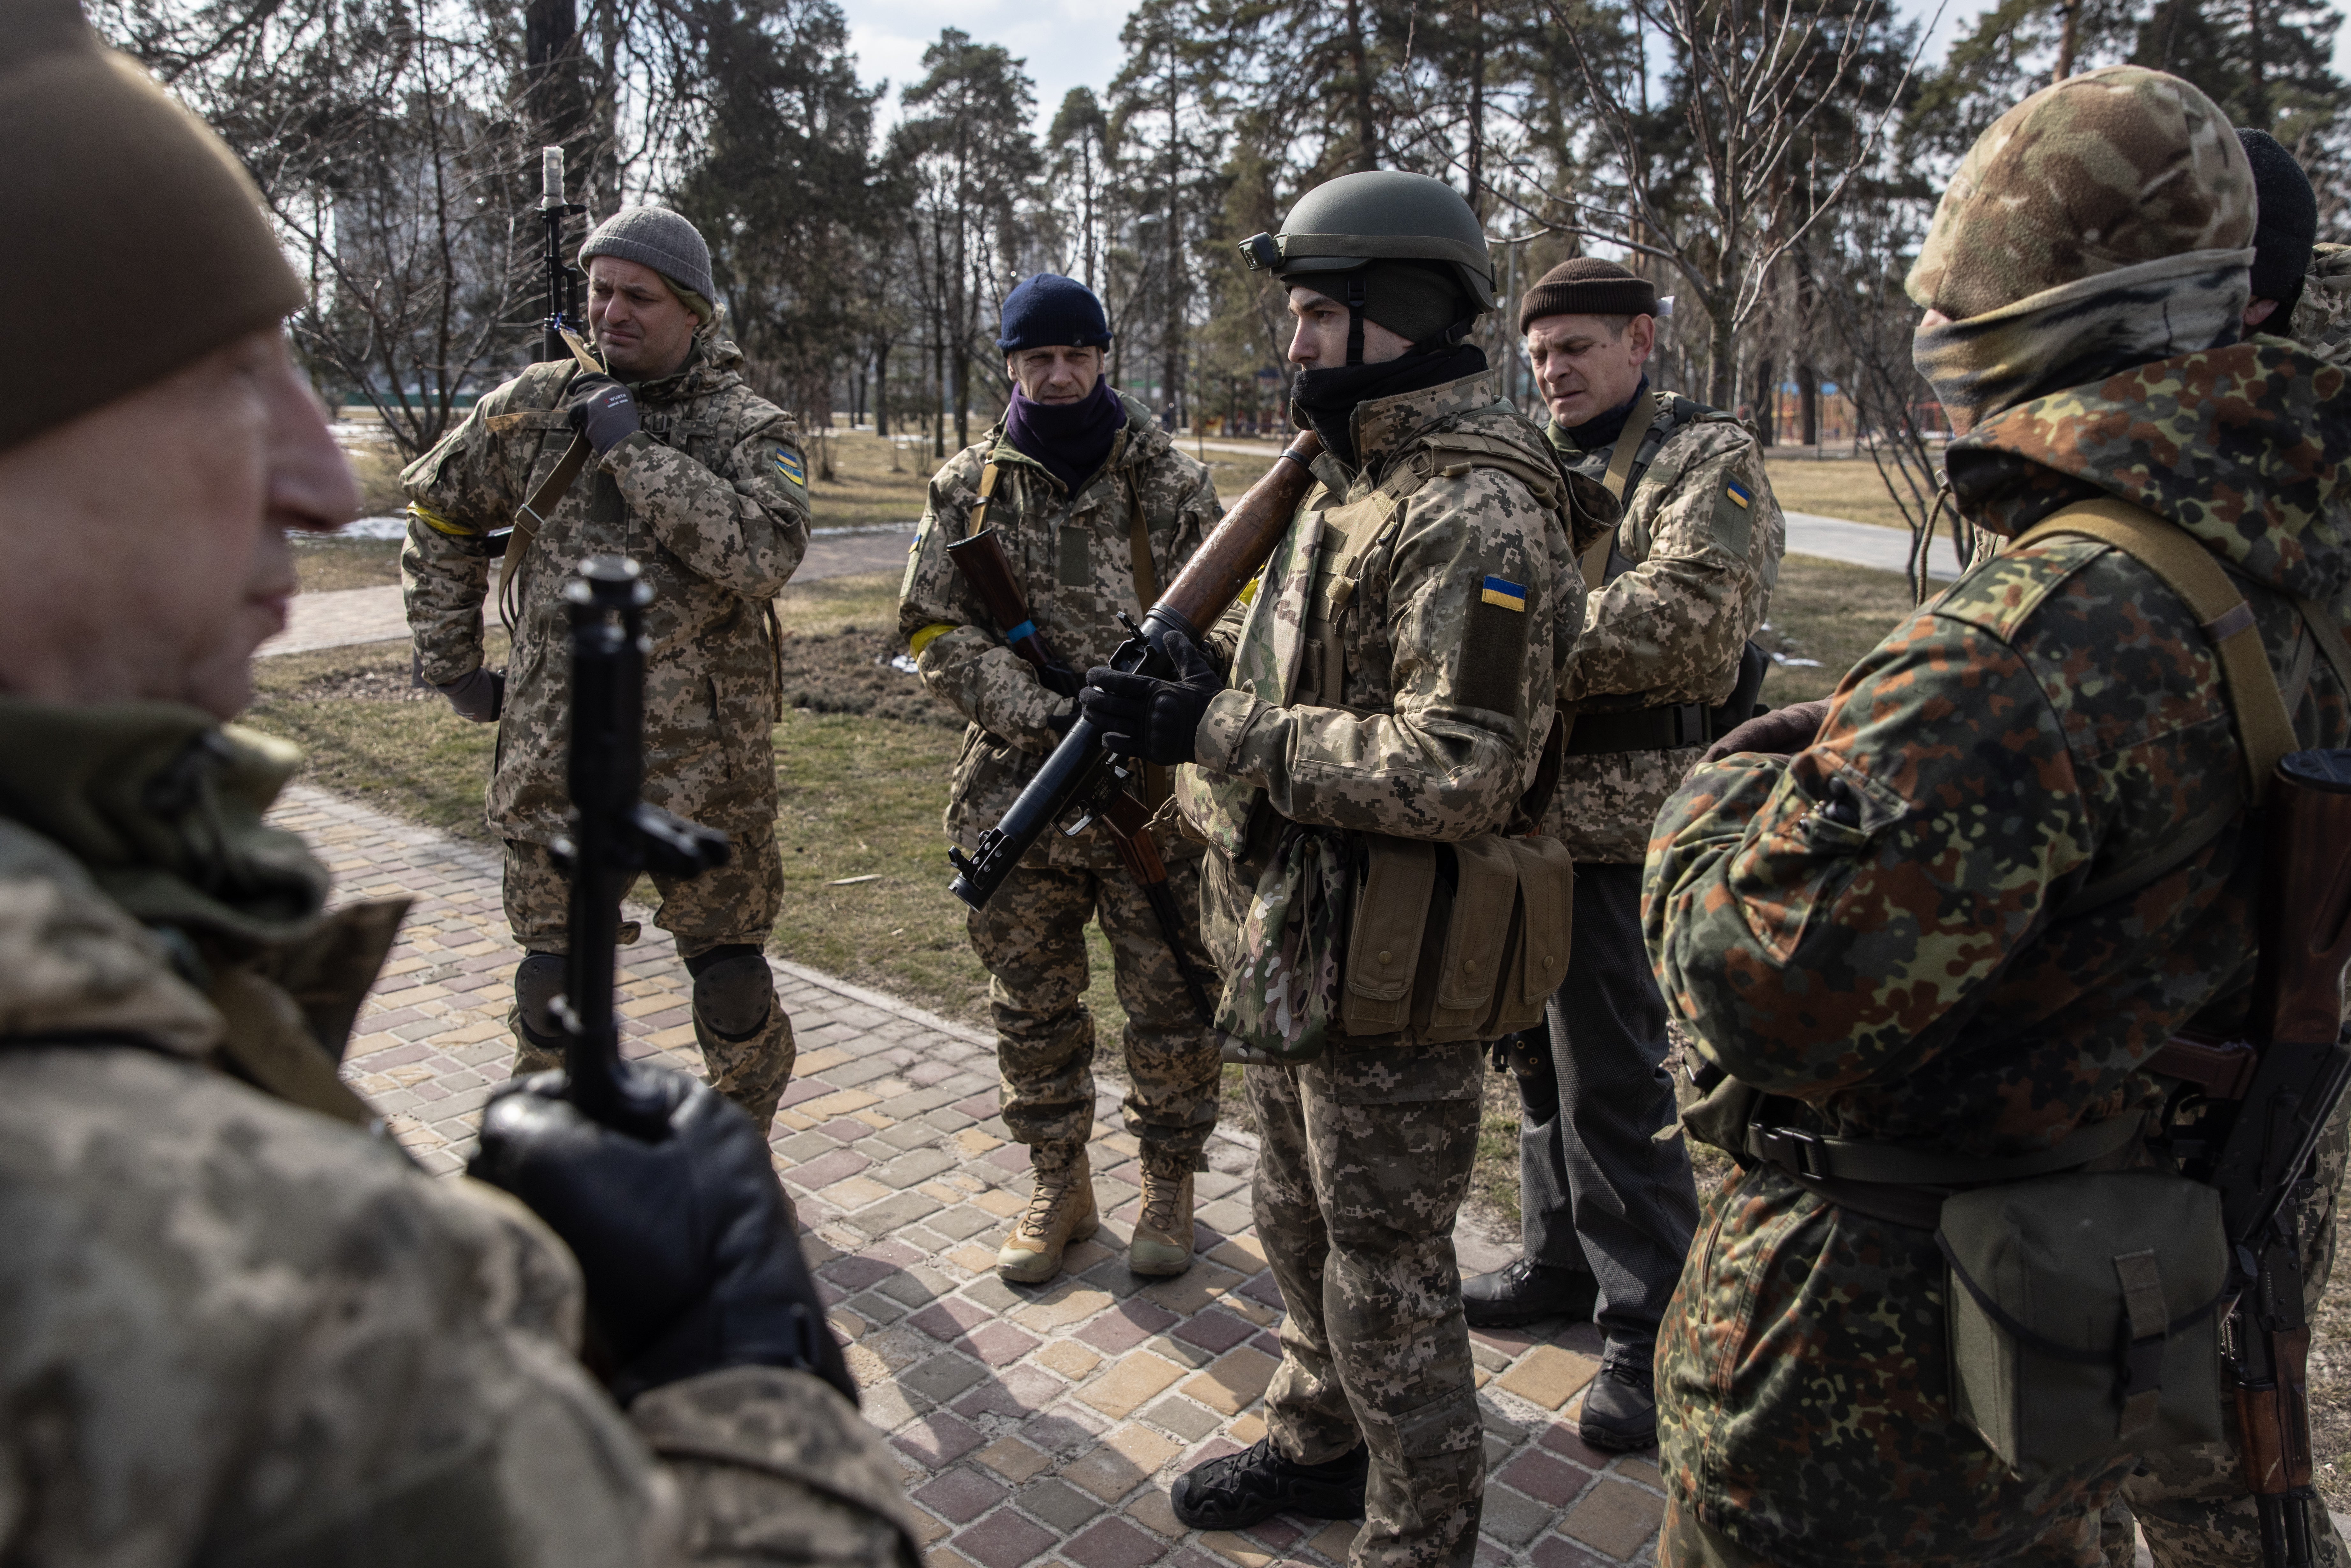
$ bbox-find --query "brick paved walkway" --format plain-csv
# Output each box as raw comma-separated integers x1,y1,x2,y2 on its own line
275,783,1668,1568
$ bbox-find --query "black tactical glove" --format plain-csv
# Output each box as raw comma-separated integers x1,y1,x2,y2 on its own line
1036,661,1085,701
1700,699,1830,765
468,1064,856,1409
435,666,504,723
1081,629,1223,766
564,372,643,454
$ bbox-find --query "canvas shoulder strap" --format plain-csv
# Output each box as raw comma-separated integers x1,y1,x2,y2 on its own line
2014,496,2296,802
497,330,607,620
1582,392,1662,590
966,460,1001,540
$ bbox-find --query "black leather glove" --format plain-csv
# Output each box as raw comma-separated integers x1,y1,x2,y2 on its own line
564,372,642,454
435,666,504,722
468,1065,856,1408
1081,629,1223,766
1699,699,1831,765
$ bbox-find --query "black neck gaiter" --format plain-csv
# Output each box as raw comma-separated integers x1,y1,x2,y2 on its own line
1557,376,1650,453
1290,343,1488,469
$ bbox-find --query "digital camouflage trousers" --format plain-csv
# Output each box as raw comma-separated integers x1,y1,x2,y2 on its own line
966,854,1221,1169
1251,1039,1487,1568
502,824,795,1131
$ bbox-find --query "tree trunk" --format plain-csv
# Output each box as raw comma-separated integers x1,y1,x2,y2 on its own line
1465,0,1485,212
1708,301,1737,410
1753,355,1776,446
875,342,891,436
1799,362,1818,446
1345,0,1378,171
2054,0,2077,82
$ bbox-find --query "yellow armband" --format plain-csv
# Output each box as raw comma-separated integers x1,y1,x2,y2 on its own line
908,623,958,660
407,501,479,538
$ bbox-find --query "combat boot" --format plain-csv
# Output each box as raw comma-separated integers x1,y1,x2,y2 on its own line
1130,1154,1195,1276
507,952,568,1077
997,1144,1098,1283
1578,1345,1658,1452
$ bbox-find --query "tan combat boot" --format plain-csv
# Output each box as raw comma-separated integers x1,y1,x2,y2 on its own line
997,1145,1098,1283
1130,1157,1195,1277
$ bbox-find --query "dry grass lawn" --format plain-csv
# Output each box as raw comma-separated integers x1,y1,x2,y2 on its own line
1761,452,1925,532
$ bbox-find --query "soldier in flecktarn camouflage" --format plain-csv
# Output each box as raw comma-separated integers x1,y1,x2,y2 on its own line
0,4,915,1558
1082,173,1584,1568
1458,256,1784,1454
403,206,806,1133
1642,67,2351,1567
896,274,1225,1284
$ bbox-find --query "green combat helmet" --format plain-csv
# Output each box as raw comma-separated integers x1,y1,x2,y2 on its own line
1238,170,1495,363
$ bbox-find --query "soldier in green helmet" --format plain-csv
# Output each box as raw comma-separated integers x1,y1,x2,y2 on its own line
1081,170,1591,1568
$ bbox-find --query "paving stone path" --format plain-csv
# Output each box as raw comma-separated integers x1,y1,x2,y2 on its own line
274,783,1669,1568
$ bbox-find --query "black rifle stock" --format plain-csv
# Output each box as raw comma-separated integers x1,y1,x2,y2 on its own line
945,527,1214,1021
552,557,732,1137
540,146,588,364
2150,748,2351,1568
947,429,1325,912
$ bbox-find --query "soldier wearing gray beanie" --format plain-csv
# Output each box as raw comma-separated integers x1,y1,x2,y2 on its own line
579,207,719,326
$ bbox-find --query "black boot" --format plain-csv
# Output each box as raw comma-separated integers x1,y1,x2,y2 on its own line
1170,1439,1368,1530
1579,1348,1657,1452
1461,1257,1598,1329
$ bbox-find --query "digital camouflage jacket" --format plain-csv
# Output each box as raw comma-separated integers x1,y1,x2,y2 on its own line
1544,391,1784,863
1642,341,2351,1567
1175,370,1582,959
0,704,917,1567
897,392,1221,869
402,336,810,846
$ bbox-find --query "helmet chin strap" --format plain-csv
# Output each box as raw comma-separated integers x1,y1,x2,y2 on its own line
1346,275,1367,366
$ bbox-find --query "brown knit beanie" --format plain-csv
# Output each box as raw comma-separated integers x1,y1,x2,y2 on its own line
0,0,304,453
1518,259,1658,333
1906,65,2253,320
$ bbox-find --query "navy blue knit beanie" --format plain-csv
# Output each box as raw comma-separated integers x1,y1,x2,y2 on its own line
996,273,1113,352
2238,129,2318,313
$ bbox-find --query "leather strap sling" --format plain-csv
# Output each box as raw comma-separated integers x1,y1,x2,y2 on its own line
966,460,1001,540
1128,470,1169,810
1580,391,1660,590
498,329,607,625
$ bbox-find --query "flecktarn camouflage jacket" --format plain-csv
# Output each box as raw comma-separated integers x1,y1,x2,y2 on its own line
0,703,916,1566
1545,390,1784,863
1641,341,2351,1567
896,392,1220,869
402,335,810,845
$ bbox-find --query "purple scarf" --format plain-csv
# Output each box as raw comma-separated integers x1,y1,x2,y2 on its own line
1003,378,1127,494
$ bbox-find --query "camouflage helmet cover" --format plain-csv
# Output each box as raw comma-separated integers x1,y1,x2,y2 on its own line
1250,170,1497,312
1907,64,2255,320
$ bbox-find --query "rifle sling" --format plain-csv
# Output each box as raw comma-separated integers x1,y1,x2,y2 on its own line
1581,392,1660,590
497,332,609,616
1128,473,1169,813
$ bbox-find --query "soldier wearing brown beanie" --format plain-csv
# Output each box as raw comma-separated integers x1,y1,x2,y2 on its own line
1460,255,1783,1454
0,3,915,1559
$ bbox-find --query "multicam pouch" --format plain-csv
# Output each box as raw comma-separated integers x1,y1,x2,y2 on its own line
1215,825,1348,1064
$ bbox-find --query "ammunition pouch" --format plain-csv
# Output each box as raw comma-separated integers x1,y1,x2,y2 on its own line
1339,830,1573,1045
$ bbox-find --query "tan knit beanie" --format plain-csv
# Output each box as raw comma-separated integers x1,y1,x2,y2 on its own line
0,0,304,452
1907,65,2254,321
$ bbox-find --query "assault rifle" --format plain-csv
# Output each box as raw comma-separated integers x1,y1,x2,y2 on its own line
550,557,732,1137
947,429,1325,912
539,146,589,364
946,526,1214,1022
2149,748,2351,1568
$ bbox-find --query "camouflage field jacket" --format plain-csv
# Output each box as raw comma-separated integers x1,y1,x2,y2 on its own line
1544,391,1784,863
1642,341,2351,1566
402,336,810,845
896,392,1221,869
0,706,916,1566
1178,371,1582,952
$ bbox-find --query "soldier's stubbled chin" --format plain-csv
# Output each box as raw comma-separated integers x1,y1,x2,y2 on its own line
1290,342,1488,468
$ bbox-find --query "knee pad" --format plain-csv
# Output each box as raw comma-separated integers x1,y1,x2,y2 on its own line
514,953,568,1048
687,945,775,1041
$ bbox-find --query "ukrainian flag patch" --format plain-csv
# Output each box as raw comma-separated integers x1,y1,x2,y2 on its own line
774,449,807,486
1724,480,1752,510
1480,575,1527,612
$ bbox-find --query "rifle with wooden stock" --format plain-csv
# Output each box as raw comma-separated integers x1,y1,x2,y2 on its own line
2150,749,2351,1568
945,525,1215,1022
946,429,1325,913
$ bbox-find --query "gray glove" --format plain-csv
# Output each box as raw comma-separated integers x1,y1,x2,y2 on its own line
436,666,504,723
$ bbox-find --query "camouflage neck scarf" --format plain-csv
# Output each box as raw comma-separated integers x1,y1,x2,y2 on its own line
0,700,327,949
1913,248,2253,435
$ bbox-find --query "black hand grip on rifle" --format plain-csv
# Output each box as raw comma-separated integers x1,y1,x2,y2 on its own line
540,146,589,364
2149,748,2351,1568
551,557,733,1138
945,527,1216,1021
947,429,1325,912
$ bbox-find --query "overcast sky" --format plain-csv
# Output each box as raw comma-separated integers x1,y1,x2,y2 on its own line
834,0,2351,137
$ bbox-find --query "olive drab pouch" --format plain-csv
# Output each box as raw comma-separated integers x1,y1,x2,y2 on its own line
1936,1171,2229,1478
1338,830,1572,1045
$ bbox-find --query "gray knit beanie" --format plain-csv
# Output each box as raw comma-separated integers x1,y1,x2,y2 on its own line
579,207,716,322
